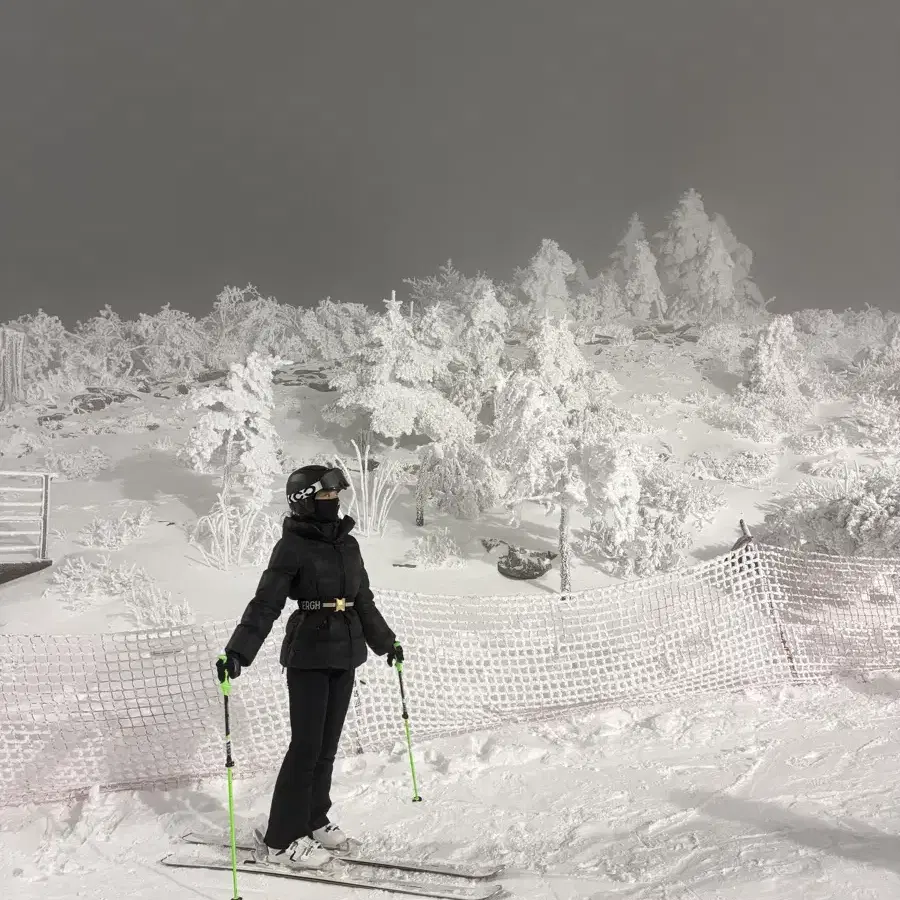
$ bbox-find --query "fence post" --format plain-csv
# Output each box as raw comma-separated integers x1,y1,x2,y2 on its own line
39,473,51,560
731,520,799,682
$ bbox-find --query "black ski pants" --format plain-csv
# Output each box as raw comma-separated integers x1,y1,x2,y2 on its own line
263,666,355,850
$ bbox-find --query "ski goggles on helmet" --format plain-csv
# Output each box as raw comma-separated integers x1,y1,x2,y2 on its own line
288,467,349,503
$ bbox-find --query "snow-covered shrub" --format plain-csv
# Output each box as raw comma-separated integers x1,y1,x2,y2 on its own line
757,462,900,556
42,446,111,480
600,323,635,346
416,440,502,524
840,395,900,451
405,526,467,569
0,428,49,458
189,493,283,570
182,351,287,503
311,434,410,537
3,309,71,381
575,446,724,577
77,505,152,550
697,322,752,371
792,308,844,338
124,580,195,630
79,408,163,435
743,315,805,395
688,449,778,485
43,553,194,626
64,306,146,384
199,285,306,368
148,434,177,452
681,388,712,406
297,298,378,366
132,304,207,381
698,395,788,443
796,453,862,479
840,306,889,358
785,422,850,455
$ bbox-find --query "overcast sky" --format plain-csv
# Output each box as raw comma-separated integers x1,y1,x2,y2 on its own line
1,1,897,327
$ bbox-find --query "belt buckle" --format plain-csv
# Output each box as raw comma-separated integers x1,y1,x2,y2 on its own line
334,597,346,612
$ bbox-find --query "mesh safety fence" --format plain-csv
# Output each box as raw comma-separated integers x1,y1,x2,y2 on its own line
3,542,900,807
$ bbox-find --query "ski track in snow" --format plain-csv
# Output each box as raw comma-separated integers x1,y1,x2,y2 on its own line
3,676,900,899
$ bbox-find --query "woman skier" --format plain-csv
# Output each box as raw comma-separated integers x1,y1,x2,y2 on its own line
216,464,403,869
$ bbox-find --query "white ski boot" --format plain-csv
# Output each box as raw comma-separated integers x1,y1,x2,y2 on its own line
252,822,332,869
312,822,352,853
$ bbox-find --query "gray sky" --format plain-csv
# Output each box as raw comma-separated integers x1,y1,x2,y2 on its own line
1,1,897,327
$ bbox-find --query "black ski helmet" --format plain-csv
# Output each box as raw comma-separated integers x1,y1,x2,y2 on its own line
286,465,349,517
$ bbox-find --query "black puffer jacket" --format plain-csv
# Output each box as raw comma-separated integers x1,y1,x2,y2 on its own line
225,514,395,670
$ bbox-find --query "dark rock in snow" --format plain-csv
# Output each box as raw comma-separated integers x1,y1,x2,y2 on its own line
37,412,67,427
197,369,229,383
71,388,139,413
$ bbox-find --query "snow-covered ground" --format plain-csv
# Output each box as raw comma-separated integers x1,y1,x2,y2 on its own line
2,317,899,898
4,674,900,899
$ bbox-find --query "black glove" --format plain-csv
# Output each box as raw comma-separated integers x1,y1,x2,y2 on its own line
386,641,404,667
216,651,243,682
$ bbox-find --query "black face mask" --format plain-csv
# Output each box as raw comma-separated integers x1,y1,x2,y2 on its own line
313,498,340,522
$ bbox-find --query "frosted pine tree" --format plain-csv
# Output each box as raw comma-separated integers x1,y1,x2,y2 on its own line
622,240,667,319
692,227,736,319
711,213,766,312
744,315,803,396
405,264,509,420
609,213,646,289
183,351,287,503
516,239,578,322
654,189,714,311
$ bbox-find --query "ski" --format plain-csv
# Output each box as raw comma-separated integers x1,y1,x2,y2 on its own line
160,852,505,900
180,830,502,880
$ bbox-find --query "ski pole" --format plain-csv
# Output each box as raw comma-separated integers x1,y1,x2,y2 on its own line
217,655,242,900
391,646,422,802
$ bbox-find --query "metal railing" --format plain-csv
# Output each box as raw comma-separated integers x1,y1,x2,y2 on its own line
0,470,53,560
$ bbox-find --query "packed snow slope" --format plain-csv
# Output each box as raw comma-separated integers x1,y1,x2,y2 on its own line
3,675,900,899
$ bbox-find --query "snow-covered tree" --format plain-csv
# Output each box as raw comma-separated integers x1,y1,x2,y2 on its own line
66,306,147,383
711,213,766,310
654,189,714,297
744,315,803,396
609,213,646,289
515,239,578,322
4,309,71,381
183,351,287,503
325,294,474,445
622,240,667,319
486,315,620,594
199,285,305,368
664,224,736,322
132,304,207,381
297,297,378,365
404,262,509,420
415,440,502,525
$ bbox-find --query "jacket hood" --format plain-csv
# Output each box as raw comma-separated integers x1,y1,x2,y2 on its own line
283,514,356,543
